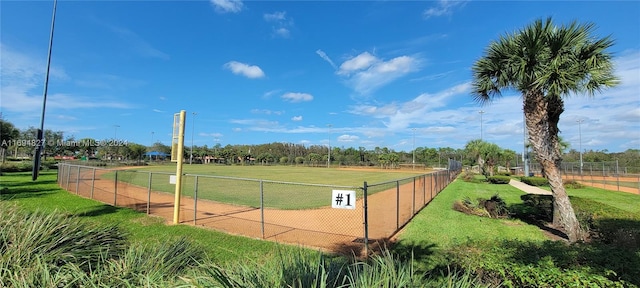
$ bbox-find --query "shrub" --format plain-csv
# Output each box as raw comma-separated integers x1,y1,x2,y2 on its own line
487,175,511,184
519,194,553,222
453,195,509,219
564,179,584,189
453,197,488,217
460,171,476,182
0,162,33,172
521,176,548,186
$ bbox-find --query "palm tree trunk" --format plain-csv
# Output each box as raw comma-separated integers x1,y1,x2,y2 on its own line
524,91,584,243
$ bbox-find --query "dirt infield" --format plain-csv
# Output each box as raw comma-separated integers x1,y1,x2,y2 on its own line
63,166,446,256
562,175,640,195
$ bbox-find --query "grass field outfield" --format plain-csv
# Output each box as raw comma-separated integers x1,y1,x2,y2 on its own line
101,164,429,209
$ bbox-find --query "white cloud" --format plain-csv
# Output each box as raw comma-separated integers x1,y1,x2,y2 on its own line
199,132,224,138
423,0,467,19
210,0,243,13
337,52,421,95
274,27,290,38
262,89,281,99
264,11,286,21
337,134,359,142
224,61,265,79
282,92,313,103
315,49,337,69
153,109,164,113
337,52,378,75
0,44,132,113
251,109,284,115
263,11,293,38
291,115,303,121
348,82,470,130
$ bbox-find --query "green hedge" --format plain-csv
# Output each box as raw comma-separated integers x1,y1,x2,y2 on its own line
487,175,511,184
521,176,548,186
0,160,58,173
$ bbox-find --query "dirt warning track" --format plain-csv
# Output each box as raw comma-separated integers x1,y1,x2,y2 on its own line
64,166,445,255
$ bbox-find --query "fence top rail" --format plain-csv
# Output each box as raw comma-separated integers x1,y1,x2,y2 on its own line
184,173,360,189
367,169,448,187
58,163,110,171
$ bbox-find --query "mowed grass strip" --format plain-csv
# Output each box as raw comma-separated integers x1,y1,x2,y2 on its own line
0,171,314,264
397,175,640,249
397,178,549,250
99,165,427,209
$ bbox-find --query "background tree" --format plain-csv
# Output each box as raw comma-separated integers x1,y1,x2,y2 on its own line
471,18,618,242
0,118,20,162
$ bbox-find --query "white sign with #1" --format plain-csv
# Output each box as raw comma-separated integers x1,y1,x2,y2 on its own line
331,190,356,209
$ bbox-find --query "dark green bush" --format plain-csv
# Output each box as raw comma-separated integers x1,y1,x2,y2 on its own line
519,194,553,222
448,239,638,288
564,179,584,189
521,176,548,186
454,194,509,218
487,175,511,184
0,162,32,172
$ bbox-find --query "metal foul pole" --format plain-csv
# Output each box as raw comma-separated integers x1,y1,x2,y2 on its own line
32,0,57,181
173,110,187,224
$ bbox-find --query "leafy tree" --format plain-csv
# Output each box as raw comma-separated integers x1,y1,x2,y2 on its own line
0,119,20,162
308,153,322,166
127,143,147,163
471,18,618,242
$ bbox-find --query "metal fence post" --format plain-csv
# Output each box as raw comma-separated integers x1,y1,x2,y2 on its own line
412,177,416,214
432,173,436,198
396,180,400,230
194,175,199,225
422,175,426,205
616,160,620,191
75,166,81,194
260,180,265,239
65,165,71,190
147,172,152,214
363,181,369,258
603,162,606,188
114,170,118,206
91,168,96,199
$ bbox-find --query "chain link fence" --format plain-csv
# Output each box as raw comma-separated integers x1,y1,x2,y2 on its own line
57,162,460,255
529,161,640,194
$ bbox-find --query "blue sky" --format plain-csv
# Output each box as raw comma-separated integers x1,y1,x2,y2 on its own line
1,0,639,154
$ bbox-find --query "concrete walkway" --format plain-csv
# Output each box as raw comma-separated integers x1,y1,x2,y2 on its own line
509,179,552,195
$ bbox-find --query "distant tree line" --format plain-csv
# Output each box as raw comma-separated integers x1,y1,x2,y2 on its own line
1,118,637,170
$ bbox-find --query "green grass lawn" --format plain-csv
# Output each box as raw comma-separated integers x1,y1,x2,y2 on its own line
396,179,549,250
96,164,426,209
0,171,312,264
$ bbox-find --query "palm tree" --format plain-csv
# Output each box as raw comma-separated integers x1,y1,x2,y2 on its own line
471,18,618,243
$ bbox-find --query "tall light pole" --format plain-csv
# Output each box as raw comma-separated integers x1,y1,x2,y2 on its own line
479,110,485,140
151,131,154,145
412,128,416,170
577,119,584,175
327,124,332,168
32,0,57,181
114,125,120,139
190,112,197,164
